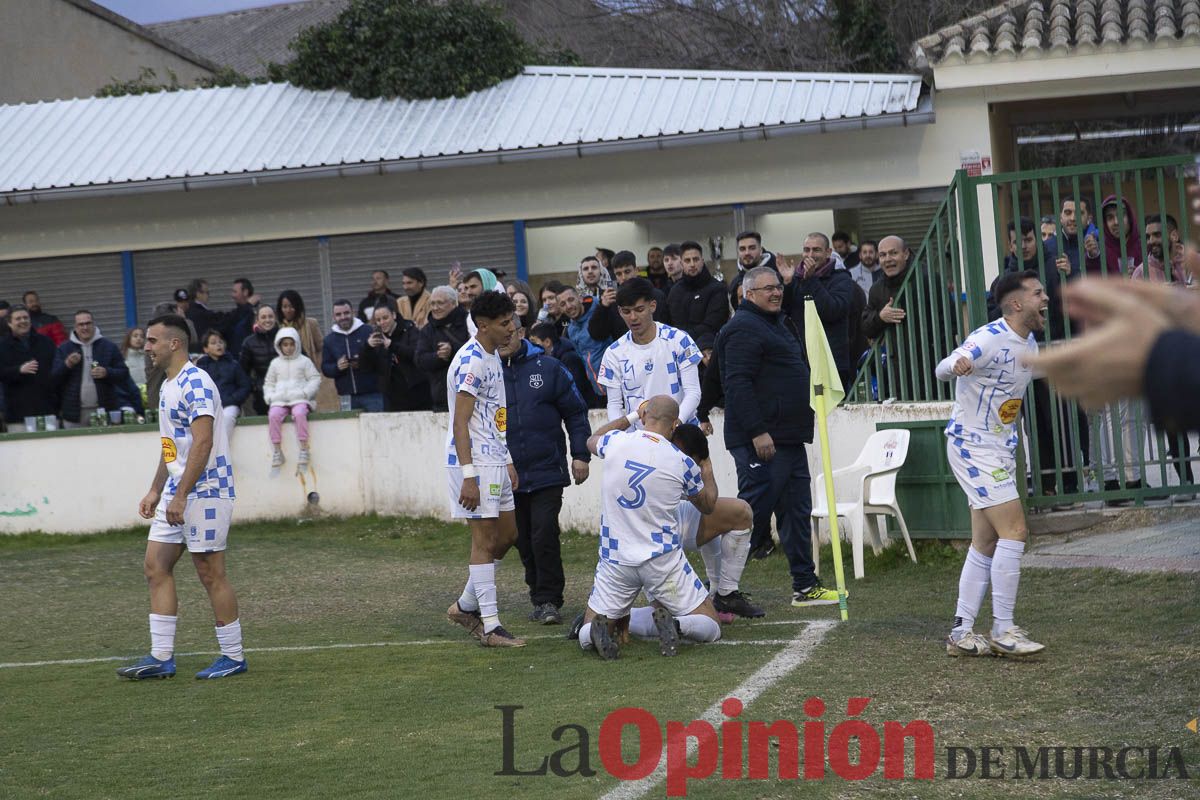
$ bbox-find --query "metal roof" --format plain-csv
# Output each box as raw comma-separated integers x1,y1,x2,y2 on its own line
0,66,930,202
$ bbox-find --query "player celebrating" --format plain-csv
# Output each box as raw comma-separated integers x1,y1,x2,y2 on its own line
598,278,702,427
579,396,721,659
444,291,526,648
936,270,1047,658
117,314,245,680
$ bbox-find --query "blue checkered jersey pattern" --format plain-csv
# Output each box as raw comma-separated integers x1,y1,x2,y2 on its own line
936,319,1036,457
595,429,704,566
598,323,703,426
444,337,510,466
158,364,234,499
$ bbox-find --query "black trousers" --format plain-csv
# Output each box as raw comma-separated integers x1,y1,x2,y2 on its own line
514,486,565,608
1032,378,1089,494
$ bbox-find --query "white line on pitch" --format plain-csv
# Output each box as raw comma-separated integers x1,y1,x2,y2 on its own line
599,619,838,800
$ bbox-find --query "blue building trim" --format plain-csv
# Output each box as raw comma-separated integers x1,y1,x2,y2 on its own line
121,251,137,328
513,220,528,281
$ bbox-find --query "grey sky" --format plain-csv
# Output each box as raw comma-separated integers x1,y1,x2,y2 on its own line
96,0,287,25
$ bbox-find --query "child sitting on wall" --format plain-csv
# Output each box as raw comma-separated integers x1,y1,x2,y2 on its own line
262,327,320,469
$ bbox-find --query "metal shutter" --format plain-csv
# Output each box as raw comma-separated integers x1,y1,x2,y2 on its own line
327,223,517,304
0,253,126,340
133,238,323,329
853,202,943,252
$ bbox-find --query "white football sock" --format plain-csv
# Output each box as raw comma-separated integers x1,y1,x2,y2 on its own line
717,529,752,595
990,539,1025,639
457,571,478,612
469,562,500,632
149,613,177,661
951,546,993,640
678,614,721,643
578,622,593,651
215,618,244,662
627,606,658,639
698,538,722,593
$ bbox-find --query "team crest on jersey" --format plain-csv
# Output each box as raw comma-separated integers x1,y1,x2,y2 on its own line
529,373,543,389
161,437,177,463
998,398,1022,424
644,360,654,372
463,372,477,387
494,407,507,432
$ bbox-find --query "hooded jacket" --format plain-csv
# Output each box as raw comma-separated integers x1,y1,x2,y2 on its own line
500,340,591,493
1094,195,1144,275
666,265,730,350
729,250,779,310
263,328,321,407
321,317,379,397
239,325,277,391
197,352,252,409
51,328,128,423
416,305,470,412
563,302,610,397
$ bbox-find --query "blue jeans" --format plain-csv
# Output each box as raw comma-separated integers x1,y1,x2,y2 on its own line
730,442,816,592
351,392,384,413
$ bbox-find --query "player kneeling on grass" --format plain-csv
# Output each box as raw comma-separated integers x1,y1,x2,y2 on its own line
578,396,722,659
936,270,1047,659
444,291,527,648
117,314,246,681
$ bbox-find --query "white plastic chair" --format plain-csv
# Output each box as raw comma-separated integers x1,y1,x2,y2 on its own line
811,429,916,579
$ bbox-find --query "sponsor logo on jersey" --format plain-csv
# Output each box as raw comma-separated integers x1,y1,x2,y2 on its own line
463,372,477,387
991,468,1011,482
494,407,507,432
998,398,1022,424
161,437,177,463
489,483,502,497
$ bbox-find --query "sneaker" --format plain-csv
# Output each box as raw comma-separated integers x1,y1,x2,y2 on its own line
791,581,843,607
713,590,766,618
716,610,736,625
116,654,175,680
271,449,284,468
588,614,620,660
538,604,562,625
946,631,992,657
480,625,526,648
297,447,310,470
195,655,247,679
652,607,680,657
566,611,585,640
988,626,1045,657
447,601,483,639
750,542,776,560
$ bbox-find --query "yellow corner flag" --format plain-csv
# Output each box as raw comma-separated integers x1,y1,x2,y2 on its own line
804,299,849,620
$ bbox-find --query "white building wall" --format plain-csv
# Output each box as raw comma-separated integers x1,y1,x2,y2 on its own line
0,404,953,535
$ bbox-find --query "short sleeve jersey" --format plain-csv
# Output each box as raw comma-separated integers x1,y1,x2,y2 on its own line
944,319,1037,456
594,428,704,566
598,323,702,424
158,364,234,499
445,337,509,466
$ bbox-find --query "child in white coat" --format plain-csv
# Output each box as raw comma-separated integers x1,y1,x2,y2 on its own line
263,327,321,468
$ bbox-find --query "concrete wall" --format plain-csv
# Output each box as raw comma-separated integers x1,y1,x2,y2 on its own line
0,0,214,105
1,403,953,535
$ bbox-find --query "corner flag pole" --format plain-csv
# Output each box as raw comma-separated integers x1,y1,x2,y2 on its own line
803,296,849,621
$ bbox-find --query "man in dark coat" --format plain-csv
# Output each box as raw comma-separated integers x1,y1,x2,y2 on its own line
0,306,58,429
321,300,382,412
528,322,602,409
717,267,837,607
500,322,591,624
782,232,857,389
666,240,730,352
361,303,431,411
415,286,470,412
52,310,129,427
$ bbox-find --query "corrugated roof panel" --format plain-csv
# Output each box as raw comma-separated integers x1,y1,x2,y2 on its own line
0,66,927,196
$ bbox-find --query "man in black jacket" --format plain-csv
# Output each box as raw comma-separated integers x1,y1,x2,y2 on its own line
667,240,730,352
184,278,257,355
716,267,839,607
52,310,130,428
500,319,591,624
782,232,857,390
415,286,470,411
0,306,58,430
588,250,669,341
728,231,779,310
362,303,430,411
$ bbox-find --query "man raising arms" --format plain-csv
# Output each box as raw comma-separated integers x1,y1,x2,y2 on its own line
117,315,244,680
444,291,526,647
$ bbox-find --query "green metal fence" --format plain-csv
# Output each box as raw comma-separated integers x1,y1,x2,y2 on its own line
848,155,1198,508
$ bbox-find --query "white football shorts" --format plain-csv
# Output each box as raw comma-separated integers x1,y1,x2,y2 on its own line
588,548,710,619
148,494,234,553
946,439,1020,510
446,464,515,520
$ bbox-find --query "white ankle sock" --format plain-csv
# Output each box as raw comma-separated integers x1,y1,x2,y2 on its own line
990,539,1025,638
717,529,751,595
215,618,244,662
469,563,499,632
678,614,721,643
698,538,722,593
149,613,177,661
627,607,658,639
578,622,593,650
457,572,478,612
951,546,993,639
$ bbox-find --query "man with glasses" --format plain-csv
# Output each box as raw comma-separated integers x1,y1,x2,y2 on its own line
52,310,130,428
715,267,837,605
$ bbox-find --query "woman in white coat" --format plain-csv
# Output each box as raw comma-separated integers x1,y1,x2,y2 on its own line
263,327,321,468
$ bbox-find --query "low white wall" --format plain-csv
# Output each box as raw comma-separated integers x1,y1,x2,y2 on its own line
2,403,952,536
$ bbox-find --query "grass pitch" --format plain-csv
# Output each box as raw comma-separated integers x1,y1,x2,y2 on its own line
1,515,1197,799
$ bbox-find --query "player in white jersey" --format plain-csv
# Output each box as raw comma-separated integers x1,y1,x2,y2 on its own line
578,396,721,659
443,291,526,648
598,278,702,427
117,314,245,681
935,270,1048,659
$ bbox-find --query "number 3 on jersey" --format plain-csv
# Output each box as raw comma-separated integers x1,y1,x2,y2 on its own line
617,460,656,510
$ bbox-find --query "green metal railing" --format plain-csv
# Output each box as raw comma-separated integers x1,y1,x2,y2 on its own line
848,155,1198,508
